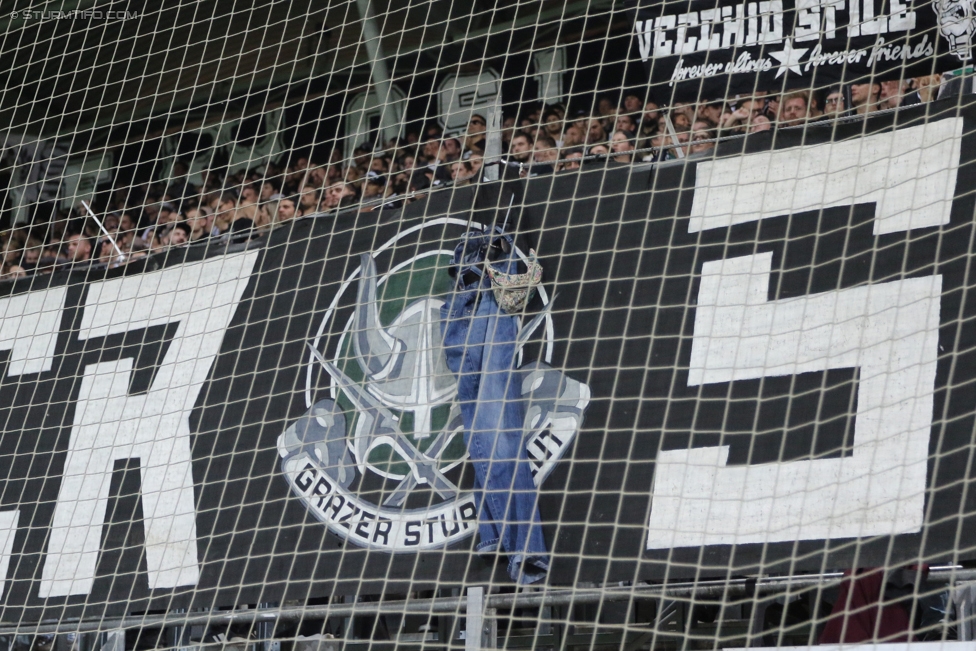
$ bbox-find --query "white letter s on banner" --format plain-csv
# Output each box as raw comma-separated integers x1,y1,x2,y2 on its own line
647,121,960,549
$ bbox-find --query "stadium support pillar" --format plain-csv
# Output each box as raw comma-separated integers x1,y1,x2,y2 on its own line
953,582,976,640
466,586,496,650
355,0,399,144
484,97,502,182
258,603,281,651
100,632,124,651
167,609,191,651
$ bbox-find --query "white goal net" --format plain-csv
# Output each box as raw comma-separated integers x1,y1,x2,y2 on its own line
1,1,976,650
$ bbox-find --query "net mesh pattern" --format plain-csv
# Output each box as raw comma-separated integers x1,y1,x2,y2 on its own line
0,1,975,650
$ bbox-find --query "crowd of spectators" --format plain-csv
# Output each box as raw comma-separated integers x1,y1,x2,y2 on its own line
0,74,946,282
499,74,944,176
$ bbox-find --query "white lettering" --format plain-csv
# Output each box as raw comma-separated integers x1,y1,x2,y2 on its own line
721,5,746,48
868,34,933,64
652,123,963,548
860,0,889,35
699,9,723,50
639,0,918,60
758,0,785,43
655,15,676,56
676,12,700,54
0,287,65,376
825,0,844,37
746,2,760,45
889,0,916,31
796,0,822,42
39,252,258,598
670,54,769,85
647,254,942,548
636,20,653,61
0,511,18,600
689,119,962,235
0,287,66,598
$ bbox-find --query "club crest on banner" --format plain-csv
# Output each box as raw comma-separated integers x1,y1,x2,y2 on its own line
935,0,976,60
277,218,590,551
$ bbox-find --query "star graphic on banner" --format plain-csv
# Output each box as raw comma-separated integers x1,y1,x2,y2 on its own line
768,40,809,78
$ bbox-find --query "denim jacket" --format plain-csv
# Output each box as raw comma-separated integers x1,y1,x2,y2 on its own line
440,230,549,585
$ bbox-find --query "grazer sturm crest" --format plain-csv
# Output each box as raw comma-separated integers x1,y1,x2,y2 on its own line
277,218,591,551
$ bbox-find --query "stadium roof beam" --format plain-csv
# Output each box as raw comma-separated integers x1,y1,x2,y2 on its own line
356,0,399,137
76,0,611,140
0,0,614,146
0,1,327,137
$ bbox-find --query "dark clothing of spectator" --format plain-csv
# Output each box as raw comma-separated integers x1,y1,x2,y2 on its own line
900,92,924,107
336,195,359,211
408,170,432,194
501,159,525,181
230,217,255,234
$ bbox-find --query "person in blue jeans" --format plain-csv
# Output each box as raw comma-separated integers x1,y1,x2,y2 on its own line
440,229,549,585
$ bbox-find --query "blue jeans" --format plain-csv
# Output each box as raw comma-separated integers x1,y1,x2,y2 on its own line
441,284,549,585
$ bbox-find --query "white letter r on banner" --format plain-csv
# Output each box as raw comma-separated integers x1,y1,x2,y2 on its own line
40,252,257,597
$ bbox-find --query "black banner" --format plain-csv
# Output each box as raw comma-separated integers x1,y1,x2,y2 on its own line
627,0,963,100
0,101,972,623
